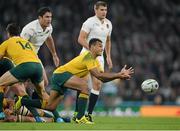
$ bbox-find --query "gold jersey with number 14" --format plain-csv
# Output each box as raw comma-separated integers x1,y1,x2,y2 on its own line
0,36,40,65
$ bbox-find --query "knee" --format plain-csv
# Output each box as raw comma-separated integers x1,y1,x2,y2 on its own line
93,80,102,91
79,80,89,94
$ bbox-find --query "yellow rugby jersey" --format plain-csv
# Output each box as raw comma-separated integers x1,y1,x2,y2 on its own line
54,51,102,77
0,36,40,65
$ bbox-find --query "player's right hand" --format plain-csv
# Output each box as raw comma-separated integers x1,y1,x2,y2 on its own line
53,54,60,67
118,65,134,80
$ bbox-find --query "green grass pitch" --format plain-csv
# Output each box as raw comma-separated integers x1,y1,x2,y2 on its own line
0,116,180,130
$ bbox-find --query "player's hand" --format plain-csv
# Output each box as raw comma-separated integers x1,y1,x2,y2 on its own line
53,54,60,67
106,56,113,71
118,65,134,80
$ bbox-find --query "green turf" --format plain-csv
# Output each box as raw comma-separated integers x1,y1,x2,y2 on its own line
0,117,180,130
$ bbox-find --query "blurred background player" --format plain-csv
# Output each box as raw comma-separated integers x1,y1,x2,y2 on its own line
20,6,60,87
75,1,113,122
17,38,134,124
0,23,48,122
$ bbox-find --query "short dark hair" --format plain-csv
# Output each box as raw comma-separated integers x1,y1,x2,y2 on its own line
38,7,52,17
95,1,107,9
6,23,21,36
89,38,102,48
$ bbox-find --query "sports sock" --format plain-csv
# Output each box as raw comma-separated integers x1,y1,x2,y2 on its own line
76,93,88,119
74,91,80,113
21,96,42,108
52,110,60,120
21,95,40,117
87,91,99,115
0,92,4,112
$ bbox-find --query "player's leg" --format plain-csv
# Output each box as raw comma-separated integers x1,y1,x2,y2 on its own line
13,63,58,122
58,74,91,124
18,84,61,111
0,71,19,86
33,79,63,123
0,58,16,119
13,62,49,122
0,87,6,120
6,83,28,97
28,65,49,122
18,72,91,123
11,62,46,122
39,61,49,87
73,75,89,120
31,91,68,123
49,72,89,121
86,76,102,121
63,75,89,121
0,71,19,119
86,56,104,122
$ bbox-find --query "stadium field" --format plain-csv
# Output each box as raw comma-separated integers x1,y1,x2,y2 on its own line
0,116,180,130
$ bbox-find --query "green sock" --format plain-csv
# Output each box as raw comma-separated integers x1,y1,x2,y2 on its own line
21,96,42,108
87,93,99,114
0,92,4,112
52,110,60,120
76,94,88,119
75,91,80,113
22,95,40,117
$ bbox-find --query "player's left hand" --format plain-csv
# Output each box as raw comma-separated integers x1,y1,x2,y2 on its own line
53,54,60,67
106,56,113,71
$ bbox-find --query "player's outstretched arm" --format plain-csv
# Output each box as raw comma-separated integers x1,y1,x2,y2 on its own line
118,65,134,80
90,65,134,83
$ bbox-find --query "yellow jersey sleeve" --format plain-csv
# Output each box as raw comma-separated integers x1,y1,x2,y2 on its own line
83,53,98,70
0,41,8,56
95,59,104,72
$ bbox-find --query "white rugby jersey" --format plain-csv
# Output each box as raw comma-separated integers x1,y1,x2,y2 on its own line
80,15,112,53
20,19,53,53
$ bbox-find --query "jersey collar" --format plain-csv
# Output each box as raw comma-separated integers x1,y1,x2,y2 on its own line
95,15,105,25
37,20,50,32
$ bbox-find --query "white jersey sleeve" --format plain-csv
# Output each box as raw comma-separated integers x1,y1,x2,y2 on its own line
20,27,34,41
81,18,93,34
49,27,53,37
108,20,113,37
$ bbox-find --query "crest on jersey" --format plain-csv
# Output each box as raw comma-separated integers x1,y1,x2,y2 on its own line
106,24,109,28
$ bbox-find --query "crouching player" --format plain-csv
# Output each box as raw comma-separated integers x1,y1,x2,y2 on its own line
16,38,134,124
0,23,48,122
